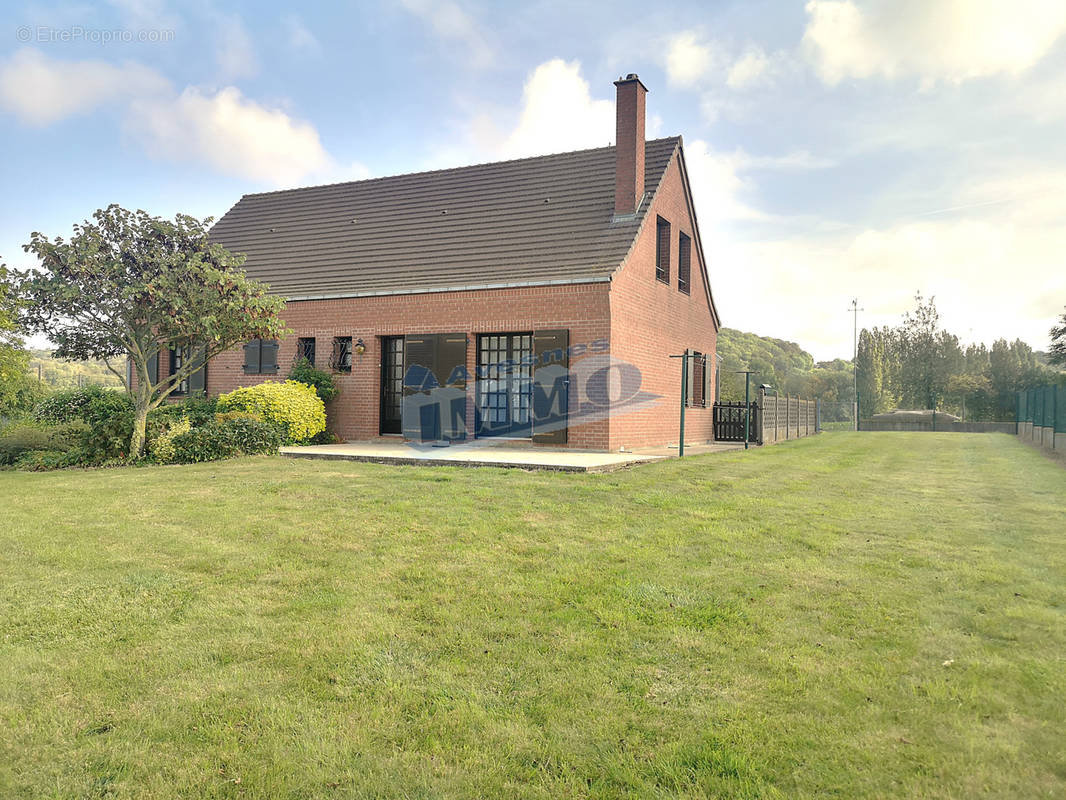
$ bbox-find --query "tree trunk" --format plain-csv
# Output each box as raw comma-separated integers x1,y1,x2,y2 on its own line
130,399,149,460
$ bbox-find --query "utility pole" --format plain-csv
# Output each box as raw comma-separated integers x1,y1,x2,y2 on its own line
735,370,757,449
669,352,693,457
847,299,863,431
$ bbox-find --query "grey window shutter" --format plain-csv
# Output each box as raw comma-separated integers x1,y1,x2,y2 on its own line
243,340,260,373
702,354,710,407
146,352,159,386
685,349,695,407
188,346,207,395
261,340,280,373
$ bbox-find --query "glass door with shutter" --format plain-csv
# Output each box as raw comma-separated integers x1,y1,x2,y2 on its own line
379,336,404,434
476,333,533,438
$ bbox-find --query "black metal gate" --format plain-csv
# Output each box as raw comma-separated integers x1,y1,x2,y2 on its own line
713,401,759,442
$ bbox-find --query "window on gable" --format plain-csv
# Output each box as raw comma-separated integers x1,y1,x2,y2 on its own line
243,339,279,375
655,217,671,284
685,351,708,408
678,232,691,295
330,336,352,373
297,337,316,365
692,351,705,407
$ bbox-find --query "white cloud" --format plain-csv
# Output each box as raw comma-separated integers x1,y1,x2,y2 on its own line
665,32,715,88
0,49,361,187
397,0,494,68
0,48,170,126
127,86,343,186
710,168,1066,359
726,47,772,89
803,0,1066,85
684,141,767,227
497,59,614,159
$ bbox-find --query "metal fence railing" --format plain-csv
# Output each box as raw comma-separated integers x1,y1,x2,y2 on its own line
1017,385,1065,432
1017,384,1065,453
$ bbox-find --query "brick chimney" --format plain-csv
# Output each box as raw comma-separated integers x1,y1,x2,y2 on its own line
614,73,647,217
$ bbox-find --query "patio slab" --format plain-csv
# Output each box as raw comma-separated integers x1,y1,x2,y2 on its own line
279,440,667,473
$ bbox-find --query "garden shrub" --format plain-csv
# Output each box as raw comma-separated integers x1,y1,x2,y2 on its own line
77,390,135,462
288,358,339,403
177,396,219,427
310,428,340,445
33,386,99,424
15,449,84,472
32,386,134,462
166,416,282,464
0,421,87,466
216,381,325,444
0,423,55,465
149,416,192,464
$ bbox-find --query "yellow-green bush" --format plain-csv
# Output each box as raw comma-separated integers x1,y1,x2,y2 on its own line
216,381,326,444
149,416,191,464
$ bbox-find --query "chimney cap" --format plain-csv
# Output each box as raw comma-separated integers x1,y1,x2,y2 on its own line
614,73,649,92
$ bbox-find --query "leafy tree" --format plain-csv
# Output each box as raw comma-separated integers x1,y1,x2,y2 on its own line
897,294,963,410
16,205,287,458
945,373,991,421
0,264,41,417
1050,307,1066,367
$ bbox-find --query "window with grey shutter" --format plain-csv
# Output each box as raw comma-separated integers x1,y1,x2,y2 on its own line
243,340,261,373
655,217,671,284
260,340,279,373
243,339,279,374
692,352,706,407
187,346,207,395
678,232,691,294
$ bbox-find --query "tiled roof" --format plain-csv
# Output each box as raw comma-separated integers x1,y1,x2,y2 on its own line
209,137,681,298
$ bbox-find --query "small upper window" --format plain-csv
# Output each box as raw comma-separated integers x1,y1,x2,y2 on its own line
297,337,316,365
243,339,279,375
331,336,352,373
655,217,671,284
678,232,691,295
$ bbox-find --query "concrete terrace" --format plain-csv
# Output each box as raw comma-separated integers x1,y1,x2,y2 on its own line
279,440,744,472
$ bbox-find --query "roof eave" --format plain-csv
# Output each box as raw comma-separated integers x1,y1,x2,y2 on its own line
281,275,612,303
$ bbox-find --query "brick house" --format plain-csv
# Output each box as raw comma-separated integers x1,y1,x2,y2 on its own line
161,74,721,451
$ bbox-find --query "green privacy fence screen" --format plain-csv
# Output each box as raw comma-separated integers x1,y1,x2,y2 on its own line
1017,384,1066,432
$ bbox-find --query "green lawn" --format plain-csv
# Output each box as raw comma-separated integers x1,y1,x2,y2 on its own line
1,433,1063,799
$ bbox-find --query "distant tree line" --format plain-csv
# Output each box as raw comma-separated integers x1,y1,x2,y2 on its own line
715,328,855,421
27,349,123,389
856,295,1063,421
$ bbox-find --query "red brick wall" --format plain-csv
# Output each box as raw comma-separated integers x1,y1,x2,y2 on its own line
607,150,719,450
199,282,613,449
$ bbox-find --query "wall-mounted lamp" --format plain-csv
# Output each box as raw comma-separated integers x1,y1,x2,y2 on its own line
354,338,366,355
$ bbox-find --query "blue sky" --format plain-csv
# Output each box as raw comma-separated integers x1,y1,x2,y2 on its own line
2,0,1065,360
